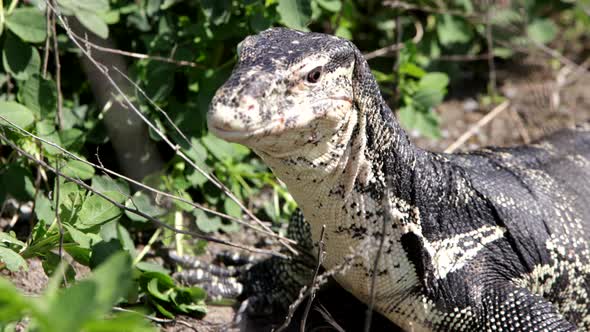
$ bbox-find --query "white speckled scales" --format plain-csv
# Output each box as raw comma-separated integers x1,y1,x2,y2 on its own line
208,28,590,331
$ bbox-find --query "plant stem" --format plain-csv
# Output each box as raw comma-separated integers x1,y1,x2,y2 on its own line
0,0,4,42
174,211,184,259
7,0,18,15
133,228,162,265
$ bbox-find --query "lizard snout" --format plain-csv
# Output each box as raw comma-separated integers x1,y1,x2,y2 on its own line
207,90,263,143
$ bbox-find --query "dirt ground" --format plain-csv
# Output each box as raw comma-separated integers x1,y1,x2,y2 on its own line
3,51,590,331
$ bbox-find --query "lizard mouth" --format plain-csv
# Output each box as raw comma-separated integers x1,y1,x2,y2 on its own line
208,121,281,143
208,124,252,142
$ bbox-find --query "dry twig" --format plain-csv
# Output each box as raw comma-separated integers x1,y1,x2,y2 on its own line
68,32,204,68
363,20,423,60
300,225,326,332
44,1,296,254
384,0,478,18
50,0,63,129
444,100,511,153
0,115,295,245
0,130,287,258
274,246,361,332
314,304,346,332
53,157,65,285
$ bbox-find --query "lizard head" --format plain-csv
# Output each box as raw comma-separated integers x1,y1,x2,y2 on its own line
208,28,359,157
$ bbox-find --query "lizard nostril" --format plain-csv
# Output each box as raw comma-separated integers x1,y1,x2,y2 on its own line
241,95,259,112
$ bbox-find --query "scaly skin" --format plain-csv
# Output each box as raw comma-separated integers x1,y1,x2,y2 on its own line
207,28,590,331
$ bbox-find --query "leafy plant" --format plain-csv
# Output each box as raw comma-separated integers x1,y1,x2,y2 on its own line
0,0,586,329
0,252,156,332
138,270,207,318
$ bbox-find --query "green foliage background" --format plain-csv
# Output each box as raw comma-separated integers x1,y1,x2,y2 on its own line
0,0,588,330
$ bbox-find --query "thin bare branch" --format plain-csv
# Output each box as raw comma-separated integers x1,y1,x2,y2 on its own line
508,108,531,144
42,4,51,77
44,1,296,254
444,100,511,153
53,159,64,256
314,304,346,332
274,248,360,332
384,0,478,19
0,130,287,258
432,53,492,62
0,115,295,245
68,33,204,69
363,20,423,60
301,225,326,332
109,66,297,253
51,0,63,130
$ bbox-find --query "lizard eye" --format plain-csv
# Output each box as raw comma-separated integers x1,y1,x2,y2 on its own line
306,66,323,84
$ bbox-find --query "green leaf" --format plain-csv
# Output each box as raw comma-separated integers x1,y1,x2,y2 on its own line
75,10,109,39
151,298,175,318
62,159,96,180
55,180,85,214
35,194,55,225
42,252,76,284
277,0,311,30
89,239,122,268
140,271,176,288
436,14,473,46
91,175,130,197
398,105,418,130
144,62,175,102
136,261,170,274
124,191,166,223
46,280,98,332
65,223,94,248
77,193,123,229
194,209,224,233
5,7,47,43
315,0,341,12
527,18,557,45
0,164,35,202
0,247,27,272
116,223,136,258
201,134,250,162
147,278,171,302
398,62,426,78
82,312,157,332
185,286,207,302
58,0,110,13
0,232,25,248
18,74,57,117
223,198,241,219
65,246,92,266
90,251,133,313
59,128,85,149
2,32,41,80
36,120,62,155
201,0,232,25
414,72,449,110
0,101,35,128
0,278,30,322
